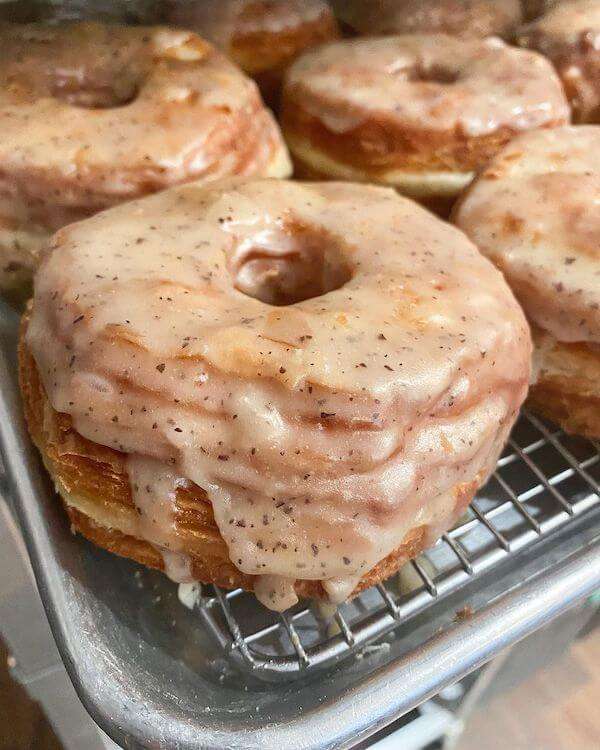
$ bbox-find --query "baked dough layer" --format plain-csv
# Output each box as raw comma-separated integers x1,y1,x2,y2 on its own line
529,327,600,439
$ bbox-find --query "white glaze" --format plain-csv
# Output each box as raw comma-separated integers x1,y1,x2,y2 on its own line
253,575,299,611
161,550,195,583
178,581,202,610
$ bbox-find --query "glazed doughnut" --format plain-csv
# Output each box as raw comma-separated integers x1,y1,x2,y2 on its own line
454,126,600,438
280,35,570,211
0,21,291,299
518,0,600,123
165,0,339,106
330,0,522,39
20,178,531,610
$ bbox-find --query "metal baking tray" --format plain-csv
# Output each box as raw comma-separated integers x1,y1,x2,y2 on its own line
1,297,600,750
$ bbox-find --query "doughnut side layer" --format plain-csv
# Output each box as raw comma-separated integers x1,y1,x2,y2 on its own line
231,12,339,76
286,135,474,214
19,331,477,599
529,328,600,439
281,103,515,175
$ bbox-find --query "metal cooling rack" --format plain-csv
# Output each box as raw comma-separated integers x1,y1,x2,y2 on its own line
194,410,600,680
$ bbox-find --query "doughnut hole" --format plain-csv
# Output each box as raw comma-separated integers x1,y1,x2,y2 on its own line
388,60,461,84
416,62,461,84
50,69,143,109
229,223,354,306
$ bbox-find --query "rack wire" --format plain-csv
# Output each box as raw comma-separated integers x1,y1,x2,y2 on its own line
194,411,600,680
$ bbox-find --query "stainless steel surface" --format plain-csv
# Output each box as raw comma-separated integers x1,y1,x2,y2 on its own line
1,298,600,750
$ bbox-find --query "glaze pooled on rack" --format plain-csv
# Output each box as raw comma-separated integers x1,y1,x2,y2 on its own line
23,179,531,610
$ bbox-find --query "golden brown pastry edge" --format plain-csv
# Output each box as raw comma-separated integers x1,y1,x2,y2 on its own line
528,329,600,439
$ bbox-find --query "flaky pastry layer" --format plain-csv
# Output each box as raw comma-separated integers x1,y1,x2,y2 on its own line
529,328,600,439
19,329,477,599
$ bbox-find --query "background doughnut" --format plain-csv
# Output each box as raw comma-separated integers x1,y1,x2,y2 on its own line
0,21,291,299
454,126,600,438
331,0,522,39
518,0,600,123
20,178,531,609
281,35,569,211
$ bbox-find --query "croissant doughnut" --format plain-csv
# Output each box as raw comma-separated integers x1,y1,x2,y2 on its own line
20,178,531,610
0,21,291,299
280,35,569,212
454,126,600,438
